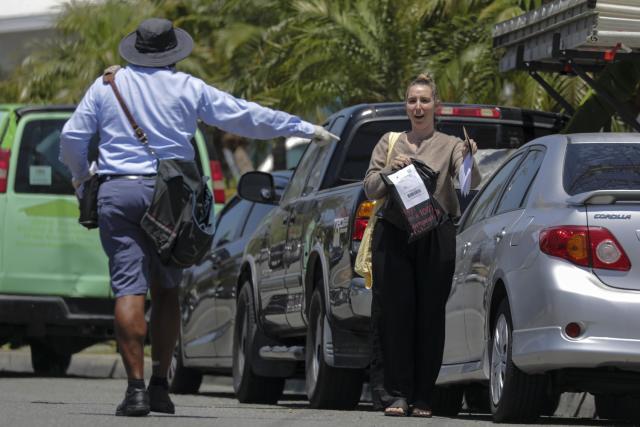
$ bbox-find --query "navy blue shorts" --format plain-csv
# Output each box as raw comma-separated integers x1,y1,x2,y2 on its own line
97,178,183,298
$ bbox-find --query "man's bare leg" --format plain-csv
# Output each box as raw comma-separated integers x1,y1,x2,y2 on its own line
149,286,180,377
115,294,147,379
114,294,150,416
147,285,179,414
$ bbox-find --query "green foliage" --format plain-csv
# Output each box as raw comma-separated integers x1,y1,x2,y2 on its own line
0,0,631,128
0,0,159,103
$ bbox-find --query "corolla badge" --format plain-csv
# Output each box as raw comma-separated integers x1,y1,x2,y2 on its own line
593,214,631,219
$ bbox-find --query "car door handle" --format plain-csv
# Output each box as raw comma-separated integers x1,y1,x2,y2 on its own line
495,229,506,242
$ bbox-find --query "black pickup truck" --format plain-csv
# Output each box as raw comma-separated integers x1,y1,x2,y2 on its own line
233,102,566,408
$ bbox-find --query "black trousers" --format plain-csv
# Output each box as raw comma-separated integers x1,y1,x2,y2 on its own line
370,218,455,406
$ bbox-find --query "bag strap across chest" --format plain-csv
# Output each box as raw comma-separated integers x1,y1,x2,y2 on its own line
102,65,156,159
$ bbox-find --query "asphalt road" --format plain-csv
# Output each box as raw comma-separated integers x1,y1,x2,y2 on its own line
0,348,620,427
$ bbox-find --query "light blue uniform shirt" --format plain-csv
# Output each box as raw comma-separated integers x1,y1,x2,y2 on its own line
60,65,316,181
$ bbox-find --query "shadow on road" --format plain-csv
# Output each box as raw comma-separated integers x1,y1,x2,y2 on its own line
73,412,219,419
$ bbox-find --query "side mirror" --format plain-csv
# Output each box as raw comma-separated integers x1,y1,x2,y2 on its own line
238,171,277,204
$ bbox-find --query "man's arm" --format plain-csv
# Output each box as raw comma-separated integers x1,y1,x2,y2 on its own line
59,80,100,183
198,84,317,140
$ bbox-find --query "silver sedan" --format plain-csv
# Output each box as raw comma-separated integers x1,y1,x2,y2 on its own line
437,133,640,423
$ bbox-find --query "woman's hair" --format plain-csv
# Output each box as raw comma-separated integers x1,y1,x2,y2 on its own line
405,73,438,101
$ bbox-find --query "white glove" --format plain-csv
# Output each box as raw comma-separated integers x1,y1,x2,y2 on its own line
312,125,340,146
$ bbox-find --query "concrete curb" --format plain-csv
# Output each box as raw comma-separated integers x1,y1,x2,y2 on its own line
0,349,151,379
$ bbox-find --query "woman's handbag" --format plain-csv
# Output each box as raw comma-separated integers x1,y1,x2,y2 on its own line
381,158,446,243
354,132,400,289
77,173,100,229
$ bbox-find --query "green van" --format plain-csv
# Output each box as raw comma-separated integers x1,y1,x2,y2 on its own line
0,105,217,375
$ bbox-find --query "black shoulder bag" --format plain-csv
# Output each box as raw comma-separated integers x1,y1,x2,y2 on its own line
78,173,101,229
381,158,447,243
103,66,214,268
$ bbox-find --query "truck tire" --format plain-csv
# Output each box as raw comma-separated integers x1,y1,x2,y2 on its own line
432,385,464,416
30,341,71,377
490,299,546,423
232,283,284,404
168,339,202,394
305,288,363,409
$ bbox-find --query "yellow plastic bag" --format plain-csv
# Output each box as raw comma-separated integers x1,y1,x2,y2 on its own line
354,132,400,289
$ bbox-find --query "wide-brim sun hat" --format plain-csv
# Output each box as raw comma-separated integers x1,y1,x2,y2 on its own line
119,18,193,67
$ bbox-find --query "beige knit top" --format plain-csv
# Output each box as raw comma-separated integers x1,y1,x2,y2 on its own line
363,131,482,217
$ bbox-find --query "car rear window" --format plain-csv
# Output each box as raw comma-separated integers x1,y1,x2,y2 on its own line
15,118,99,195
339,119,551,184
563,143,640,195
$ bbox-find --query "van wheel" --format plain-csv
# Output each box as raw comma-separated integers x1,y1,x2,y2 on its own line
595,394,640,422
490,299,546,423
233,283,284,404
168,339,202,394
305,288,363,409
432,385,463,416
30,341,71,376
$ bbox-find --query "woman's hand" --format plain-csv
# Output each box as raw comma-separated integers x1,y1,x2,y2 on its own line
461,138,478,157
391,154,412,170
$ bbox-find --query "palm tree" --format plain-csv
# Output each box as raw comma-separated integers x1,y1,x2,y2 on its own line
0,0,159,103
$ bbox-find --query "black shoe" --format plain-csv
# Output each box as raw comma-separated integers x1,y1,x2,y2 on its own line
148,384,175,414
115,387,150,417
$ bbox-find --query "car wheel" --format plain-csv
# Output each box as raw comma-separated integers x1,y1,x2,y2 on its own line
432,385,464,416
30,340,71,377
595,394,640,422
168,338,203,394
490,299,546,423
305,288,363,409
232,282,284,404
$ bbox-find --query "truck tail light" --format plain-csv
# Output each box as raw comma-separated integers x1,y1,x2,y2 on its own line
209,160,225,204
352,200,376,241
436,106,501,119
0,149,10,193
539,226,630,271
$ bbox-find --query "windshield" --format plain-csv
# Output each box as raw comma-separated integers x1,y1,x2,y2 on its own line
564,143,640,195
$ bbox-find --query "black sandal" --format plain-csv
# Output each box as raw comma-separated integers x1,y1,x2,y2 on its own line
384,398,409,417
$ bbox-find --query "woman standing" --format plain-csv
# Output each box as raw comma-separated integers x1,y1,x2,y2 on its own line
364,74,481,417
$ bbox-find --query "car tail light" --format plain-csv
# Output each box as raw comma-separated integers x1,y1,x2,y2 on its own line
0,149,10,193
539,226,631,271
589,227,630,270
436,106,501,119
209,160,225,204
352,200,376,241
